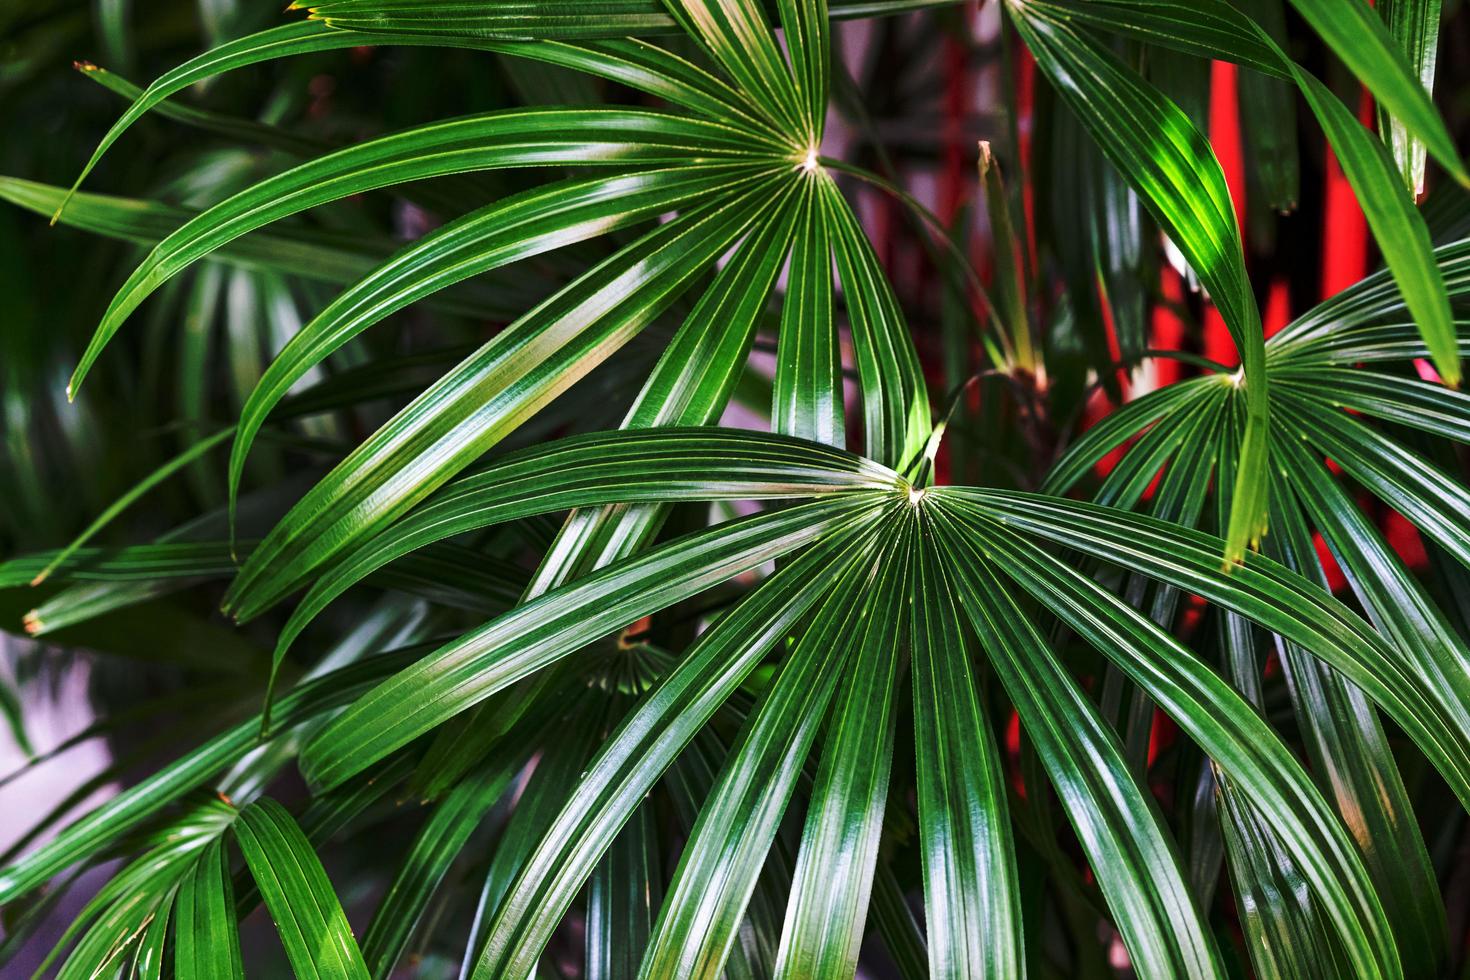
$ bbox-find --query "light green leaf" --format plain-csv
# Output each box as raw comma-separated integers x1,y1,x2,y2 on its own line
175,838,244,980
1008,6,1268,561
1283,0,1464,185
233,798,370,980
774,179,843,447
1290,67,1458,385
519,177,806,597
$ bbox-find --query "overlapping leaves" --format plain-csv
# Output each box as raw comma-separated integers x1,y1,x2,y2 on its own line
1046,234,1470,977
6,424,1458,977
53,0,931,636
2,0,1467,975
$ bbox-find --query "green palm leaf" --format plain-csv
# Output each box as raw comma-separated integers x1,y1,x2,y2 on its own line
359,750,524,977
472,519,890,976
1008,3,1269,561
223,184,787,620
960,488,1470,806
640,514,910,979
1021,0,1463,385
233,798,370,979
225,164,764,528
1379,0,1442,193
69,109,776,397
772,524,906,977
300,494,889,790
174,838,244,980
300,0,955,40
937,499,1399,977
935,507,1225,979
909,536,1022,978
10,1,1470,974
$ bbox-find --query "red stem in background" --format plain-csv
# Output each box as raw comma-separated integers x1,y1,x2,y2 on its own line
1321,88,1372,299
1202,60,1246,369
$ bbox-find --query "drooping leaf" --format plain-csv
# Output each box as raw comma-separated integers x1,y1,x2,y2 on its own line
1008,5,1269,561
938,499,1400,978
69,110,781,396
1378,0,1443,194
956,488,1470,809
301,0,951,43
232,798,370,979
1283,0,1464,185
175,838,245,980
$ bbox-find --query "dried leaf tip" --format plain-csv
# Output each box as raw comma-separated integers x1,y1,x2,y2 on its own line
977,140,997,177
21,611,43,635
72,60,98,73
